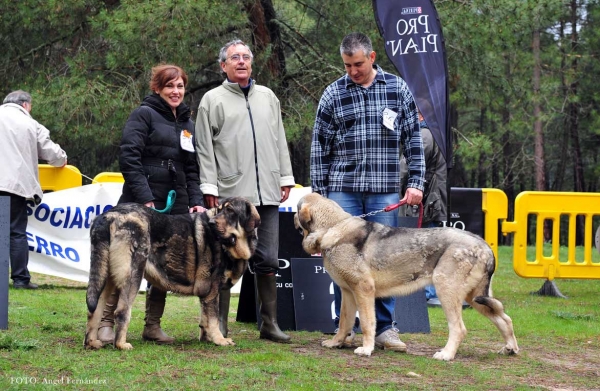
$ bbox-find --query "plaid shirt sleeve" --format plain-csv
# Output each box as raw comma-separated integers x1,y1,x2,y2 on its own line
398,84,425,192
310,88,334,194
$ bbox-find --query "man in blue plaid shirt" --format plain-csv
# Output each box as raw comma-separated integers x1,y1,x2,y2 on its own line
310,32,425,353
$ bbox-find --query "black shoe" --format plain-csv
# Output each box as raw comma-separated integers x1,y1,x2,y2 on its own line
13,282,38,290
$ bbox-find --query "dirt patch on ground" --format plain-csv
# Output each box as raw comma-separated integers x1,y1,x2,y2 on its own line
290,333,600,390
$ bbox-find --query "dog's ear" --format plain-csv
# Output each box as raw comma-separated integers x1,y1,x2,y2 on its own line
244,201,261,232
298,203,312,229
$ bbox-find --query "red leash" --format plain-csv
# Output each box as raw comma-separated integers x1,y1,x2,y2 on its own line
383,199,424,228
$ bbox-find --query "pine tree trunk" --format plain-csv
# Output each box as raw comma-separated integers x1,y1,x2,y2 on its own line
532,29,545,192
245,0,286,81
532,27,551,243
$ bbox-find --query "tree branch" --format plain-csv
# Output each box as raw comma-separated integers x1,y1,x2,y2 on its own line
11,24,84,64
187,79,222,95
291,0,326,18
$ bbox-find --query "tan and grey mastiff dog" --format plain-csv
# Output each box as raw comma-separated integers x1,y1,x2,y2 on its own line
294,193,519,361
84,197,260,350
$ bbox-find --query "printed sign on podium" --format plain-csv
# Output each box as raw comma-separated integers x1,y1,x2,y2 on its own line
291,257,336,333
448,187,484,235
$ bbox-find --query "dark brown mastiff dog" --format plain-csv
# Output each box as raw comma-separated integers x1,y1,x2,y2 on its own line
84,197,260,350
294,193,519,361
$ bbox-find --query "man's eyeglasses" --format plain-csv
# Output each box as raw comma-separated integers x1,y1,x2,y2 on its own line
228,54,252,62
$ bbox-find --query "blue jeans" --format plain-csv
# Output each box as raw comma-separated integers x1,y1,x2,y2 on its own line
425,285,437,300
328,191,399,336
423,221,440,300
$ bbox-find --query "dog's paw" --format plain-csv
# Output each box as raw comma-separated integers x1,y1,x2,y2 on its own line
433,350,454,361
116,342,133,351
84,340,104,350
343,334,355,348
213,337,235,346
354,347,373,357
354,346,373,357
100,340,114,348
499,345,519,356
322,339,343,349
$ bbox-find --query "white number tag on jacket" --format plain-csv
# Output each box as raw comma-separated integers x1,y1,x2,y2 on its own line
382,108,398,130
180,129,194,152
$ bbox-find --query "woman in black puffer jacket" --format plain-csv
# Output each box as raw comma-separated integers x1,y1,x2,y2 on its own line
98,64,205,346
118,64,204,214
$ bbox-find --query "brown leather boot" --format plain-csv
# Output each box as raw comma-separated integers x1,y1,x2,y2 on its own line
98,291,117,345
219,289,231,338
256,274,291,343
142,286,175,344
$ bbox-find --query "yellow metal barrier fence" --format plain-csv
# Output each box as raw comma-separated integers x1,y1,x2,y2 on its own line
502,191,600,280
39,166,123,191
482,188,508,266
38,164,82,191
92,172,124,183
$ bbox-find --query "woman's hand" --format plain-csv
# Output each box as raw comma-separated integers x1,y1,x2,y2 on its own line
189,205,207,213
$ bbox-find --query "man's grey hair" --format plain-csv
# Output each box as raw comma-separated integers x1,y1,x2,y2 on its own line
218,39,253,66
3,90,32,106
340,32,373,57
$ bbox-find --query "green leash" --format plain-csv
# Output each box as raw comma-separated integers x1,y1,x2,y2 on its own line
151,190,176,214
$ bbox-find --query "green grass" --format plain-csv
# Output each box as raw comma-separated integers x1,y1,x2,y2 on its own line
1,246,599,390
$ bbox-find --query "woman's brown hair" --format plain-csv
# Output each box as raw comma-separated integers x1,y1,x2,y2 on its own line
149,64,188,92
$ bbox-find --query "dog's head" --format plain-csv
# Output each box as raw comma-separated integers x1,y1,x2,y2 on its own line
209,197,260,261
293,193,351,254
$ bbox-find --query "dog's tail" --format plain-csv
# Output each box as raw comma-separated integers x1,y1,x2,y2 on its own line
481,251,496,296
86,214,112,313
473,295,506,314
473,251,503,311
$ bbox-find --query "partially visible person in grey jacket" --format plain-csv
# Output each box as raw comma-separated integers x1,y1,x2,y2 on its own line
399,110,447,305
0,90,67,290
195,39,295,343
399,111,447,229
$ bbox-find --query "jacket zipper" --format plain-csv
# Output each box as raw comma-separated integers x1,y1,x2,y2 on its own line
245,95,262,205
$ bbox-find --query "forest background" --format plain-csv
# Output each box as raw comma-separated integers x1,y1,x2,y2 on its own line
1,0,599,229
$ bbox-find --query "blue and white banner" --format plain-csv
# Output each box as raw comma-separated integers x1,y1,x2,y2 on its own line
27,183,122,283
373,0,451,167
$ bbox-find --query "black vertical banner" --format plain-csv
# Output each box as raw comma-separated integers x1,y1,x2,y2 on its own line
373,0,452,168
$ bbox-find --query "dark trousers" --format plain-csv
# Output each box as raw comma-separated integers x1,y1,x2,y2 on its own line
251,205,279,275
0,192,31,285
